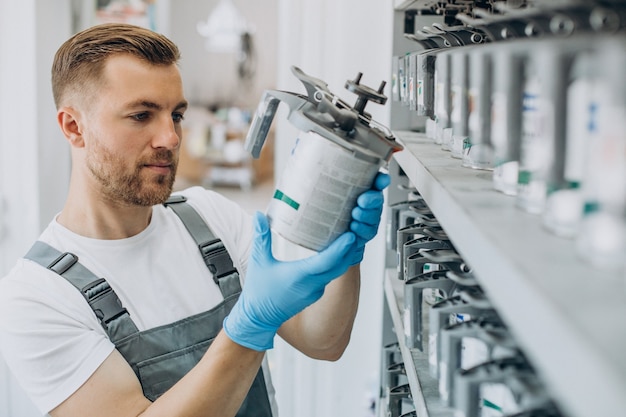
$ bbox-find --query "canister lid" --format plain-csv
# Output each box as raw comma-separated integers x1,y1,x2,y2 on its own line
287,66,403,162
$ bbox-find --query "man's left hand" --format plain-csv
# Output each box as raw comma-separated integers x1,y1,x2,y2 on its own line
348,171,391,265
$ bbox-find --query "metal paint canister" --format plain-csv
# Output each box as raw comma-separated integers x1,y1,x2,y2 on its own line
516,42,554,215
490,42,525,196
266,131,384,251
543,41,600,238
463,45,493,170
416,49,437,118
245,66,402,252
450,49,469,159
576,39,626,270
434,50,452,145
516,39,585,216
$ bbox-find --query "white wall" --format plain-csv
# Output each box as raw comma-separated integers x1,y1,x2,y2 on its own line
36,1,73,233
0,0,71,268
271,1,393,417
0,0,71,415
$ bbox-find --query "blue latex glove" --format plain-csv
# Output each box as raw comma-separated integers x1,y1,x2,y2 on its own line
223,212,356,351
348,171,391,265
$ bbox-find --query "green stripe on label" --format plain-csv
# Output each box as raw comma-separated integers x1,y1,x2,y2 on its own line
273,190,300,210
567,180,581,189
518,170,532,185
583,201,600,214
482,398,503,412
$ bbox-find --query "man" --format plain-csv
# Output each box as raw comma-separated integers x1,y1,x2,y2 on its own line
0,23,389,417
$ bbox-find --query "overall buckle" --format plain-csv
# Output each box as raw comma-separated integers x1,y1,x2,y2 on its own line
199,239,237,284
83,278,128,328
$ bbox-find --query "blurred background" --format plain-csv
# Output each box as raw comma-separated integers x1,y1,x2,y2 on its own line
0,1,392,416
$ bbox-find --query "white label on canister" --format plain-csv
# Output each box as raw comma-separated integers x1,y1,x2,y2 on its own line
267,131,380,251
423,262,440,273
479,383,519,417
461,337,489,370
454,313,471,324
423,288,441,305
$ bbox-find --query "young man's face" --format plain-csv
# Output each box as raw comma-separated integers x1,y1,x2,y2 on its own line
80,54,188,206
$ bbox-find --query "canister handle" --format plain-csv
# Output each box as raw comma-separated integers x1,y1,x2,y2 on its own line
244,90,308,159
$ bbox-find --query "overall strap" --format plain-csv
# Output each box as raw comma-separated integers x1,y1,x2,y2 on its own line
164,195,242,298
23,241,139,341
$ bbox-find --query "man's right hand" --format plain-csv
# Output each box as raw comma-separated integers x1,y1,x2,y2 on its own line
223,212,356,351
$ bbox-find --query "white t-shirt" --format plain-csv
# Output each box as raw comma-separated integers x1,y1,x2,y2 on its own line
0,186,276,415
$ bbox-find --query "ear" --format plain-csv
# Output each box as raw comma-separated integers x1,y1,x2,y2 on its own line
57,107,85,148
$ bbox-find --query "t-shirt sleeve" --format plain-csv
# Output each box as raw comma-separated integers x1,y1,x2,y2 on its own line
0,260,115,414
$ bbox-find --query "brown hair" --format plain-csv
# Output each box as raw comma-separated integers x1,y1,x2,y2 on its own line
51,23,181,108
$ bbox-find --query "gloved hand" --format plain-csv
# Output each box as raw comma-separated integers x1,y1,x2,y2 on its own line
348,171,391,265
223,212,356,351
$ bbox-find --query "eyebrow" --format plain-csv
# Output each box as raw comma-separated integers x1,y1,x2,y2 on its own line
125,100,188,112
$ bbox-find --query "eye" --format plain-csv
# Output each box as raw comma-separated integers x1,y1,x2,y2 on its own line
131,112,150,122
172,112,185,123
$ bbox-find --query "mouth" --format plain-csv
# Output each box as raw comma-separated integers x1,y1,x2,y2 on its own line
143,162,173,175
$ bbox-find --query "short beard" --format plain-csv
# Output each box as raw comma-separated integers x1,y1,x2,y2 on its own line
87,142,178,207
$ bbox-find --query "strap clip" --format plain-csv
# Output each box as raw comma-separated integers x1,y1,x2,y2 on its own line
163,195,187,206
200,239,237,284
83,278,128,328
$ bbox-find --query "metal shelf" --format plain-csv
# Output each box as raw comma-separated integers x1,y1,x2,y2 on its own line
384,268,456,417
392,130,626,417
394,0,441,11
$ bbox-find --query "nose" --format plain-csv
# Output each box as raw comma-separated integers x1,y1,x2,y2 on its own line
152,115,181,149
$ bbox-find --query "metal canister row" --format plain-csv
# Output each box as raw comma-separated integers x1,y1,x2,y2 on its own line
392,1,626,272
381,183,563,417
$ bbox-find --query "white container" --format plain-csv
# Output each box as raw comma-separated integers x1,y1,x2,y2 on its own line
576,39,626,271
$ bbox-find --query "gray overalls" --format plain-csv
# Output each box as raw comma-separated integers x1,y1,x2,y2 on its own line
24,195,273,416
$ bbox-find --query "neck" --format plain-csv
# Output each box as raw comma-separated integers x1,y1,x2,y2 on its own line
58,178,155,240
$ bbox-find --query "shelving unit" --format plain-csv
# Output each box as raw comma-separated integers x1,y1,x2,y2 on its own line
393,0,440,11
383,130,626,417
383,267,455,417
381,1,626,415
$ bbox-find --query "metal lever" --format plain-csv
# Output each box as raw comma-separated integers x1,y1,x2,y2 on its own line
245,90,308,158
